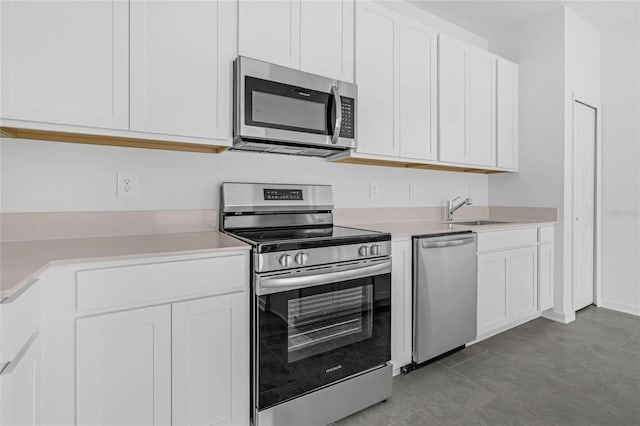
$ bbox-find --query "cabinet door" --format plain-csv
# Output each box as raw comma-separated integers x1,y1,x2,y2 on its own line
355,1,396,156
497,59,519,170
477,251,510,336
398,18,438,161
468,48,496,167
509,246,538,321
76,306,171,426
300,0,354,82
238,0,300,69
390,241,412,372
538,243,554,312
130,0,235,140
438,35,468,164
0,335,40,426
0,1,128,129
172,294,248,426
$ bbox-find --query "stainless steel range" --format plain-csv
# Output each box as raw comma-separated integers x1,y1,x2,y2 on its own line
220,182,392,426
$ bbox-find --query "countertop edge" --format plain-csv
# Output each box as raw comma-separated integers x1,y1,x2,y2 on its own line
354,219,558,240
1,233,251,301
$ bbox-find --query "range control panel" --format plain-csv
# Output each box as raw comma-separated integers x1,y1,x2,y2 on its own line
255,241,392,273
263,188,303,201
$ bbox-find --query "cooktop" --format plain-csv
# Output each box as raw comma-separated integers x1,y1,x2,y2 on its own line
227,225,390,253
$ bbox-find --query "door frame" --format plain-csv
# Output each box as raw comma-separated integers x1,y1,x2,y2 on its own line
571,92,602,308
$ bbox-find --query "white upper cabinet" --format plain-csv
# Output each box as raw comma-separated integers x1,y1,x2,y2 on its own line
497,58,519,170
468,48,496,167
438,35,467,163
239,0,354,82
130,0,236,140
300,0,354,82
238,0,300,69
439,35,496,167
356,2,437,160
355,1,396,156
398,19,438,161
1,1,129,129
1,0,236,146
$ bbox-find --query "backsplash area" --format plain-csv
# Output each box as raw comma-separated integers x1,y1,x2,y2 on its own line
1,138,488,212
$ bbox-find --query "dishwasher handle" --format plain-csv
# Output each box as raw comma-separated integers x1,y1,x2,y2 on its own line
421,237,475,249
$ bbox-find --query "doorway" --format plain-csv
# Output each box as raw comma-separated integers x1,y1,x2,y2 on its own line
572,98,601,311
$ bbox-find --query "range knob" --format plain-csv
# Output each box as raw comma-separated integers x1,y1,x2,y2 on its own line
358,245,369,257
279,254,293,268
370,244,381,256
295,252,308,265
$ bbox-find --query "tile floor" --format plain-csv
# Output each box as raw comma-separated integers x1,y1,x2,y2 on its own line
335,306,640,426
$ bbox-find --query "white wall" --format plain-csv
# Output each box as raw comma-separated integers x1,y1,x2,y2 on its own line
599,9,640,315
0,138,488,212
562,7,601,319
487,8,569,320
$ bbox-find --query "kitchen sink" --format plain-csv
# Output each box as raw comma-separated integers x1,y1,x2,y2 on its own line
446,220,514,226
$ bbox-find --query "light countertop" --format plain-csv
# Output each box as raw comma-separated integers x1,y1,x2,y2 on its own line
1,217,557,301
1,231,250,301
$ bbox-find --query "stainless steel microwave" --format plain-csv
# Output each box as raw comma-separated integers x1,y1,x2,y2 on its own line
232,56,357,158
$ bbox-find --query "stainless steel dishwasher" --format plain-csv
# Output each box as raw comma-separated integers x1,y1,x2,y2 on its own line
409,231,477,368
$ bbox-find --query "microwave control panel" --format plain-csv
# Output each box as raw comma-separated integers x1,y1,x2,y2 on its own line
339,97,355,139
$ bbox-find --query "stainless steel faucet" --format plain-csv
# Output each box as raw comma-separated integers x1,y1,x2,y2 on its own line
445,195,473,221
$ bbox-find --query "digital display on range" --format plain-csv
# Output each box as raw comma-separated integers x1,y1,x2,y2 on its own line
264,189,303,201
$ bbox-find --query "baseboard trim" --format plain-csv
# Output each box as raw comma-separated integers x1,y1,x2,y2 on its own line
542,309,576,324
471,311,541,344
599,299,640,317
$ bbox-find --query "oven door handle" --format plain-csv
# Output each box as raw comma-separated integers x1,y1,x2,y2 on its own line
257,260,391,295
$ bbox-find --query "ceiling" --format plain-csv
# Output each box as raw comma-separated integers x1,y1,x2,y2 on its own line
408,1,640,40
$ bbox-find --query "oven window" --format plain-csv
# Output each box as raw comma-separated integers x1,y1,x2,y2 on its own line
287,285,372,363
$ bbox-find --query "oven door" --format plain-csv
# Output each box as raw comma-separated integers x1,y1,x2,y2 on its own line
254,260,391,410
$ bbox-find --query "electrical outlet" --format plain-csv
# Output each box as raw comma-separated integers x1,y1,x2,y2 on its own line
409,183,417,200
117,172,139,198
369,182,379,200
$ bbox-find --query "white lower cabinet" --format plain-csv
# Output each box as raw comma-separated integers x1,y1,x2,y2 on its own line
390,240,412,374
476,227,552,339
538,243,555,312
172,295,247,426
477,251,510,336
37,251,249,426
509,247,538,321
76,293,247,426
0,335,41,426
77,306,171,426
0,276,42,426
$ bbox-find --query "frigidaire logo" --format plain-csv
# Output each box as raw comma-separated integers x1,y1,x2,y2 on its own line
325,365,342,373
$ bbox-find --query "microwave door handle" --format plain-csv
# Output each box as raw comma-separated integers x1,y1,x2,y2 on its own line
331,85,342,144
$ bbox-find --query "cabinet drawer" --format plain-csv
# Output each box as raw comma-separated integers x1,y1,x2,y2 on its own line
0,279,40,366
538,226,554,244
77,255,247,312
477,228,537,252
